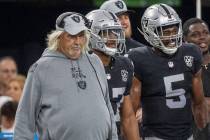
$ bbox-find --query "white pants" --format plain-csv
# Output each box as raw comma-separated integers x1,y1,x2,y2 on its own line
144,135,193,140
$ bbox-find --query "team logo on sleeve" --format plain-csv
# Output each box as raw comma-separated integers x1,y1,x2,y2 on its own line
184,56,194,67
121,69,128,82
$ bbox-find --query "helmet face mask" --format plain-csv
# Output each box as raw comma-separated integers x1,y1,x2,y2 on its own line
86,10,125,56
141,4,183,55
99,28,125,54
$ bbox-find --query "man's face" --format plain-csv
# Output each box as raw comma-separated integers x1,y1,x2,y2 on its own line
0,59,17,82
117,13,132,38
159,25,179,49
100,29,119,49
185,23,210,53
58,31,86,59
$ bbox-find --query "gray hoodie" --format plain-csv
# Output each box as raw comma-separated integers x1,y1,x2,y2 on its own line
14,49,118,140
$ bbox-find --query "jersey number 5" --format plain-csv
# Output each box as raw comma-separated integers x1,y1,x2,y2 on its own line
163,74,186,109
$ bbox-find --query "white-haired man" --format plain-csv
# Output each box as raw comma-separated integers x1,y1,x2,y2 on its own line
14,12,118,140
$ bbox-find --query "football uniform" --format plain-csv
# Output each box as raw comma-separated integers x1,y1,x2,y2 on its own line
127,43,202,139
105,56,134,132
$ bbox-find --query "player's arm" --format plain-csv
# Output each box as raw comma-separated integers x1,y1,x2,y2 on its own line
121,95,140,140
130,76,141,113
192,69,208,129
205,97,210,120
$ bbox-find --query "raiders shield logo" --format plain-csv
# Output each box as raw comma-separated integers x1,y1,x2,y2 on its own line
77,80,86,90
71,16,80,23
184,56,194,67
115,1,124,9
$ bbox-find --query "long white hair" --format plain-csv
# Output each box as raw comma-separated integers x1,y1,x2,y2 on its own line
46,30,90,53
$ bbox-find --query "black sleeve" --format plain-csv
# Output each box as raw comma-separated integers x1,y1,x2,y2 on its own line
126,49,143,81
191,44,202,74
122,57,134,96
182,43,202,74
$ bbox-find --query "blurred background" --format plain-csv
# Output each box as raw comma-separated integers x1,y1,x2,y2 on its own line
0,0,209,75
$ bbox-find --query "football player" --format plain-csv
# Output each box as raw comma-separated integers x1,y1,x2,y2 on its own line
127,4,208,140
86,9,140,140
100,0,144,54
100,1,144,127
183,18,210,140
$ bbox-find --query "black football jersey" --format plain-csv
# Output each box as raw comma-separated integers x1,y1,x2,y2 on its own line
127,44,202,139
105,56,134,123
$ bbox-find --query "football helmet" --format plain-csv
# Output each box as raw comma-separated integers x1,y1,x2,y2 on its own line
86,9,125,56
141,3,182,55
